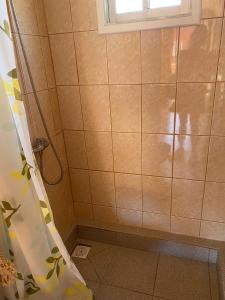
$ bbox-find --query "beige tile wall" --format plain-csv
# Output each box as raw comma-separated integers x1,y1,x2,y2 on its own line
11,0,75,241
44,0,225,241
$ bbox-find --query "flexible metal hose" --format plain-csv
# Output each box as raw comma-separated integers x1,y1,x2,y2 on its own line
8,0,64,185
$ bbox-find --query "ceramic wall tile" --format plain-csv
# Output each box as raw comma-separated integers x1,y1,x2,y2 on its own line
50,34,78,85
207,137,225,182
85,131,113,172
115,173,142,210
141,28,178,83
173,135,209,180
75,31,108,84
176,83,214,135
202,182,225,222
110,85,141,133
172,179,204,219
143,176,172,215
142,134,173,177
107,32,141,84
113,133,141,174
80,85,111,131
70,0,97,31
142,84,176,134
43,0,72,34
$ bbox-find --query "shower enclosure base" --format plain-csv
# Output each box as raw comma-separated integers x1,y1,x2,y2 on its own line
65,221,225,299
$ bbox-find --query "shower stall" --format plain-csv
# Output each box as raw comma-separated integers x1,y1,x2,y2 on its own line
1,0,225,299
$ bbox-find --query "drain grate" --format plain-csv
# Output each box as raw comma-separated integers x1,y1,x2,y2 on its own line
72,244,91,259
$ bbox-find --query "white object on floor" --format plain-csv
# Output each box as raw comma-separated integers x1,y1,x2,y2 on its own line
72,244,91,259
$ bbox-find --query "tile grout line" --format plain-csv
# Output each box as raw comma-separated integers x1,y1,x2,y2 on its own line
68,166,225,185
53,80,225,86
199,15,225,237
62,128,225,138
170,25,180,233
40,0,74,198
67,0,95,220
39,15,224,36
105,30,118,223
140,30,144,228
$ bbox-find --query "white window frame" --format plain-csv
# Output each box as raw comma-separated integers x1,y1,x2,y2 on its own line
96,0,201,34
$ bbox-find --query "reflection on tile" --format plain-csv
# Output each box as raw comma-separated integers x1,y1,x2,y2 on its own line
141,28,178,83
110,85,141,132
97,284,153,300
58,86,83,130
117,208,142,227
211,83,225,136
172,179,204,219
200,220,225,242
80,85,111,131
202,182,225,223
70,169,91,204
142,134,173,177
90,171,115,207
113,133,141,174
171,216,200,237
176,83,214,135
107,32,141,84
142,84,175,134
71,0,97,31
75,31,108,84
155,255,211,300
143,212,170,232
207,137,225,182
143,176,172,215
85,131,113,172
115,173,142,210
173,135,209,180
50,34,78,85
178,19,222,82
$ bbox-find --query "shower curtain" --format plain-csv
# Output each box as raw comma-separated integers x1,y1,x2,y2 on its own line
0,1,93,299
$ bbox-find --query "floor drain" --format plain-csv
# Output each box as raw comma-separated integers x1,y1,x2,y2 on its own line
72,244,91,259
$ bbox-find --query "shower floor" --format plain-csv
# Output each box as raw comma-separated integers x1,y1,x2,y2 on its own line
72,238,219,300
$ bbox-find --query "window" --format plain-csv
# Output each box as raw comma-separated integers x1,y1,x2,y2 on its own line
96,0,201,34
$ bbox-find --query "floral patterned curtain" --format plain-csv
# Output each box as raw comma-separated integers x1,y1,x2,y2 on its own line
0,1,93,299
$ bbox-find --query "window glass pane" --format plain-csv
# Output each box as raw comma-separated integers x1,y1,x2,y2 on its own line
116,0,143,14
150,0,182,9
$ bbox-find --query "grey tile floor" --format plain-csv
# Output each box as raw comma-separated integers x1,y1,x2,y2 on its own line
72,239,220,300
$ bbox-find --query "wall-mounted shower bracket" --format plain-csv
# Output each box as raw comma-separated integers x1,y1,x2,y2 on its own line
32,138,49,153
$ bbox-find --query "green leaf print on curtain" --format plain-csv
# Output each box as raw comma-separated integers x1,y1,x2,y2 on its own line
0,0,93,299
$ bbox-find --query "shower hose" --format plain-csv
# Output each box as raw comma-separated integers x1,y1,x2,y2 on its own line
8,0,64,186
